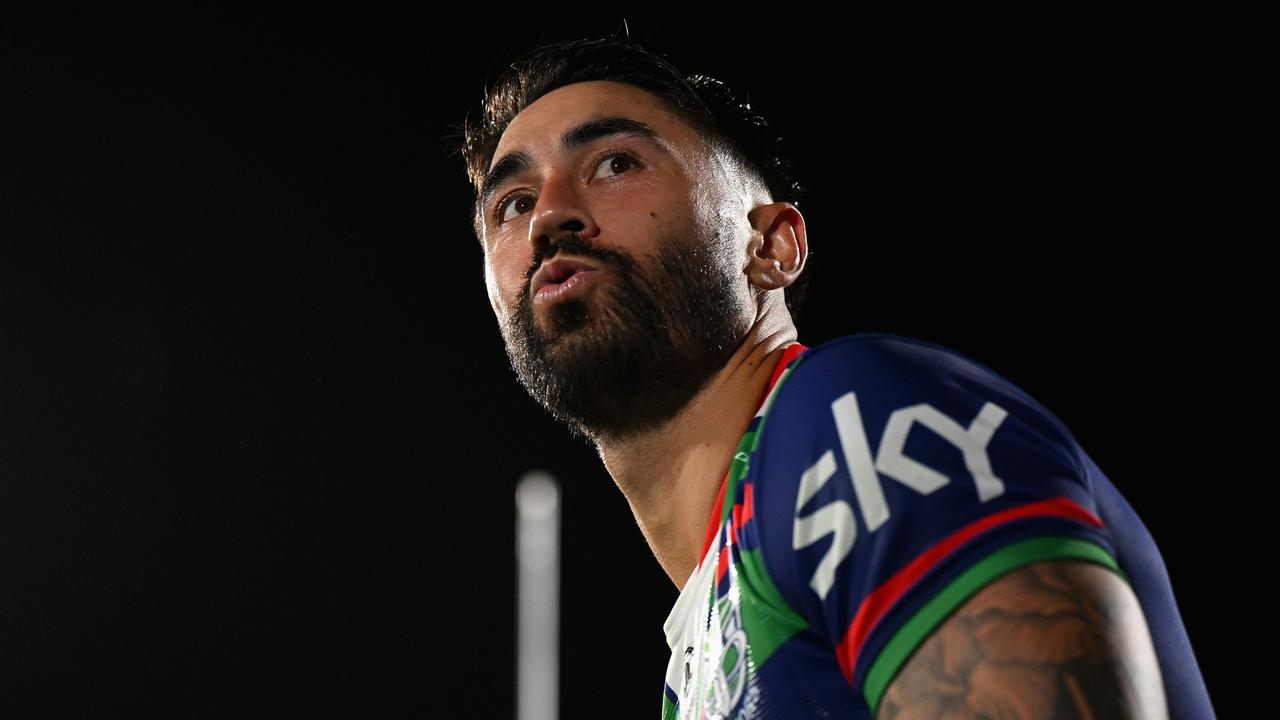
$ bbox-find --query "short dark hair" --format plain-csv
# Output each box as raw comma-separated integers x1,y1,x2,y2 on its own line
448,32,813,323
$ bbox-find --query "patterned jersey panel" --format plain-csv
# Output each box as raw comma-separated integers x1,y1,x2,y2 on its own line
749,333,1128,714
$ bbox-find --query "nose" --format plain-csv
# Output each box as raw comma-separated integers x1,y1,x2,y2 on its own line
527,168,600,254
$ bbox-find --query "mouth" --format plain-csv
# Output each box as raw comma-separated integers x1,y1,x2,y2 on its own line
531,257,601,299
533,267,600,305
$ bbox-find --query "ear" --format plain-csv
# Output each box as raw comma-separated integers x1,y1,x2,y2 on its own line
745,202,807,292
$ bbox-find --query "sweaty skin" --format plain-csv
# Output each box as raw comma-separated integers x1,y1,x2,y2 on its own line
478,80,808,588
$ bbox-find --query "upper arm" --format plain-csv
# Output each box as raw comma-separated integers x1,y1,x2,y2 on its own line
874,559,1168,719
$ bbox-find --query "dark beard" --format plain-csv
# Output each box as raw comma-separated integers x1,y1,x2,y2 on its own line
498,230,745,445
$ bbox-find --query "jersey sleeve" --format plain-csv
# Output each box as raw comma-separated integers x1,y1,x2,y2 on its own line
748,334,1129,715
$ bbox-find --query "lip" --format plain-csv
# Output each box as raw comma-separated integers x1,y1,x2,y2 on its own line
531,257,600,297
533,268,600,305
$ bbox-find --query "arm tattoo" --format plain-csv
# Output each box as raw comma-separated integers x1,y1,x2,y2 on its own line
875,559,1167,719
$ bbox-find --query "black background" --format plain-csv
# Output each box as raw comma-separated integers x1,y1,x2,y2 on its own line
3,9,1254,716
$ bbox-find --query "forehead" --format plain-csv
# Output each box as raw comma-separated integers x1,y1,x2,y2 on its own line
490,80,702,168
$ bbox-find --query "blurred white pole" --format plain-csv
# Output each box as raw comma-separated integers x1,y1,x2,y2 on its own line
516,470,560,720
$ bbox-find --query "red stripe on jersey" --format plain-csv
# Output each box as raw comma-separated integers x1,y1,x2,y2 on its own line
834,495,1105,684
716,540,731,585
731,483,756,539
717,484,761,585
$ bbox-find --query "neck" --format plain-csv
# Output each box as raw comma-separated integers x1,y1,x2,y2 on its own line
595,307,798,591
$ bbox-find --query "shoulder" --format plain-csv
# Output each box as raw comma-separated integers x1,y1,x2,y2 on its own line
762,332,1084,472
775,331,1041,407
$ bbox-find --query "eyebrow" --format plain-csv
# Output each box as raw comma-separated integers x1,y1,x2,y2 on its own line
477,116,669,222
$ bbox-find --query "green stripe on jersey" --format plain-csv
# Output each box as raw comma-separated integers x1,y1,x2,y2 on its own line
735,546,809,666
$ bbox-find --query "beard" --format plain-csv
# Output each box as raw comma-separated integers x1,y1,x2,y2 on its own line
497,228,747,445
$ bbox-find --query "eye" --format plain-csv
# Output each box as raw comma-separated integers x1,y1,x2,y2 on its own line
496,194,535,224
493,150,641,225
595,151,638,179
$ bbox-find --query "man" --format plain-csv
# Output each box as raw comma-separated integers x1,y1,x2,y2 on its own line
452,34,1214,719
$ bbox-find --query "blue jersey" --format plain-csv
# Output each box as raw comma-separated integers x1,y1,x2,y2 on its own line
661,333,1213,719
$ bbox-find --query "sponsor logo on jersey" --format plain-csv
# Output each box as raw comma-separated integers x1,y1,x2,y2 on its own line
794,392,1010,600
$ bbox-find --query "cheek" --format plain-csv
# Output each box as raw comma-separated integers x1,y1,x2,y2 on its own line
485,251,531,317
483,260,505,317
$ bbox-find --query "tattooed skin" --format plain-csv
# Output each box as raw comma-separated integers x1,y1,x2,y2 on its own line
876,560,1168,720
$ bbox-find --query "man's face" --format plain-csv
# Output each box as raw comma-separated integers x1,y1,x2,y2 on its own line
477,80,755,443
